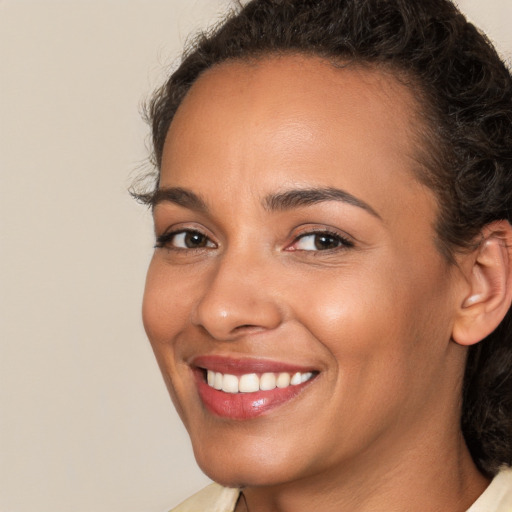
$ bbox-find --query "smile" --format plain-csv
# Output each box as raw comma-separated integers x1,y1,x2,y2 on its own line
192,356,319,420
206,370,314,393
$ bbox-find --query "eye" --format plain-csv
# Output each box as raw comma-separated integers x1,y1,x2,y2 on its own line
155,229,216,250
291,231,354,251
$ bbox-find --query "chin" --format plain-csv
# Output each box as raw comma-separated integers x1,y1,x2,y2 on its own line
197,458,288,489
190,432,315,489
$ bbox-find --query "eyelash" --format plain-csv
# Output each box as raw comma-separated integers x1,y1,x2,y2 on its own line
154,228,355,252
155,229,215,250
290,230,355,252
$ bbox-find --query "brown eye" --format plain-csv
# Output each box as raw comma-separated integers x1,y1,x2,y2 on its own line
183,231,209,248
292,231,354,251
155,230,216,250
313,234,340,250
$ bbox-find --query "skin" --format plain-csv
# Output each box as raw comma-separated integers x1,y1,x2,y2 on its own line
143,56,489,511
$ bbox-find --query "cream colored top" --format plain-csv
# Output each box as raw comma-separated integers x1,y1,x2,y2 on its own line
170,467,512,512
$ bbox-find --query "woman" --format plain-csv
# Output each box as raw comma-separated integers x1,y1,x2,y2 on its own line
135,0,512,510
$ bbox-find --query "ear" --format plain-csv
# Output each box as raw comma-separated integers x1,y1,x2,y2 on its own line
452,220,512,346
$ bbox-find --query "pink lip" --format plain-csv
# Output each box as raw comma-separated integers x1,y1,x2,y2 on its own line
191,356,318,420
192,355,315,376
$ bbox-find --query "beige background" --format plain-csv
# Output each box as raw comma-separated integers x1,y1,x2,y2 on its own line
1,1,511,511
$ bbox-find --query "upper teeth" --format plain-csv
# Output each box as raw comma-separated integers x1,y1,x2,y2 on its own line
206,370,314,394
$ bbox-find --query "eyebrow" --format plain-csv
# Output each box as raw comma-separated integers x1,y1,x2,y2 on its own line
151,187,208,212
264,187,381,219
151,185,381,219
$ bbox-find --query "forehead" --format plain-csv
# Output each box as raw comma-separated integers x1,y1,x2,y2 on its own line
161,55,434,225
167,55,423,153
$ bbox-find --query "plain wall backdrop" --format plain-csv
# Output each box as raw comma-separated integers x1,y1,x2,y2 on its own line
1,1,511,511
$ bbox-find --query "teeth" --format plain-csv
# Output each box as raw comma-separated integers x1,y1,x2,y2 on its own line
205,369,315,393
260,372,276,390
222,374,239,394
214,372,223,390
290,372,302,385
276,372,291,388
239,373,259,393
301,372,313,383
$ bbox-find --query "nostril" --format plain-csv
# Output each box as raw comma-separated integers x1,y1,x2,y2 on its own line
232,324,268,335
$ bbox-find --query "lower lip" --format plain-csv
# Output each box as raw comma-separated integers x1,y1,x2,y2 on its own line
195,371,315,420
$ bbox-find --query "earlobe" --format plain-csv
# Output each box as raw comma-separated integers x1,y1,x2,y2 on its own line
452,220,512,346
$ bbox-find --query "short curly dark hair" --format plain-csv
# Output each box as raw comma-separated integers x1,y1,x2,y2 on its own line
138,0,512,476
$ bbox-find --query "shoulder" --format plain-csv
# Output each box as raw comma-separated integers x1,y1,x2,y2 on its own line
169,483,240,512
467,467,512,512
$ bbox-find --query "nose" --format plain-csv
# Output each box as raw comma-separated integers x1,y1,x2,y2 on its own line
192,251,283,340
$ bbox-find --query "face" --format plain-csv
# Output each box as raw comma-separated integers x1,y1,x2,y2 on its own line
143,56,467,489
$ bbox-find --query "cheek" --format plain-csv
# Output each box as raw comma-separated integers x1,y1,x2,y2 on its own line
282,262,454,459
290,262,394,343
290,253,455,384
142,259,196,345
142,261,199,418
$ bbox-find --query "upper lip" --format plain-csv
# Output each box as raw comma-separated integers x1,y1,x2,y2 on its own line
191,355,318,376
